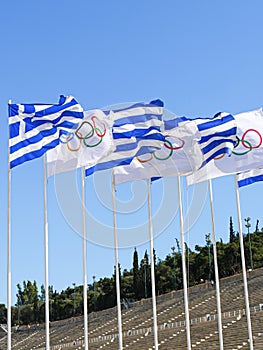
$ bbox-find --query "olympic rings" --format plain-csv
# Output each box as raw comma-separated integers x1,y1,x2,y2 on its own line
214,128,262,160
59,118,108,152
136,137,182,163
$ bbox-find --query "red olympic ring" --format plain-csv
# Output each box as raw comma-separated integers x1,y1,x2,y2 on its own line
241,129,262,149
164,135,185,150
91,115,106,138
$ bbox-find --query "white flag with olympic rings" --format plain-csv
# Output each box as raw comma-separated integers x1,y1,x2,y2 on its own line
113,119,204,184
187,108,263,185
46,109,115,177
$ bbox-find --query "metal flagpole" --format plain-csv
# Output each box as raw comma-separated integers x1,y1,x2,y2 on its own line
208,179,224,350
111,171,123,350
7,100,12,350
177,176,191,350
234,175,254,350
147,180,159,350
43,154,50,350
81,168,89,350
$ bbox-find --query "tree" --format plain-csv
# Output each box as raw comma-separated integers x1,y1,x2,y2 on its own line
255,219,260,233
133,248,140,300
229,216,236,243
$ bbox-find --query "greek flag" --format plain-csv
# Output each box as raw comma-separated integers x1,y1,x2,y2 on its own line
195,112,237,166
237,168,263,188
85,100,165,176
9,95,84,169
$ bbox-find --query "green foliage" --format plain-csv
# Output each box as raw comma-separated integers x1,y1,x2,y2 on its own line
12,222,263,326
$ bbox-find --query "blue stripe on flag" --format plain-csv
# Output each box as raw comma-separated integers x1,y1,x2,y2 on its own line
164,117,188,130
31,111,83,127
113,126,161,139
201,138,235,156
197,114,234,131
33,97,80,117
201,147,232,166
10,127,58,154
199,127,237,144
10,138,59,169
238,174,263,188
114,113,162,127
85,157,134,176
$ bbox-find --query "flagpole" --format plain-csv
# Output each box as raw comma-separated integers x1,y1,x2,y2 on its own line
43,154,50,350
177,176,191,350
234,175,254,350
7,100,12,350
208,179,224,350
111,171,123,350
147,180,159,350
82,168,89,350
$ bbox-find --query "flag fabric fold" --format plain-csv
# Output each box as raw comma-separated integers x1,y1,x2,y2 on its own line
46,110,115,177
187,108,263,185
85,100,165,176
237,168,263,188
9,95,84,169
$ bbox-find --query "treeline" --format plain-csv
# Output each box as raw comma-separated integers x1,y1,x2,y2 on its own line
1,218,263,325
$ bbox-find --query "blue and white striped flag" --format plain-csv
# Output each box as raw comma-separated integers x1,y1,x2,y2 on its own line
9,95,84,168
85,100,165,176
195,112,237,166
237,168,263,188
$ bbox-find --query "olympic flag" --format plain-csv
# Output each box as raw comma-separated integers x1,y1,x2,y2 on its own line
47,110,115,177
85,100,165,176
114,119,204,184
9,95,84,169
187,108,263,185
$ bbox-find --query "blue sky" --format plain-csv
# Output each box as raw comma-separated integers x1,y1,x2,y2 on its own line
1,0,263,305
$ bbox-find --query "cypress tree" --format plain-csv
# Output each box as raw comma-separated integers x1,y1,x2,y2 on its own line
229,216,235,242
133,248,140,300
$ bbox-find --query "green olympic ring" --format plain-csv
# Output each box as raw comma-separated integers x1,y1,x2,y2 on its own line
232,137,252,156
83,127,103,148
153,139,173,160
